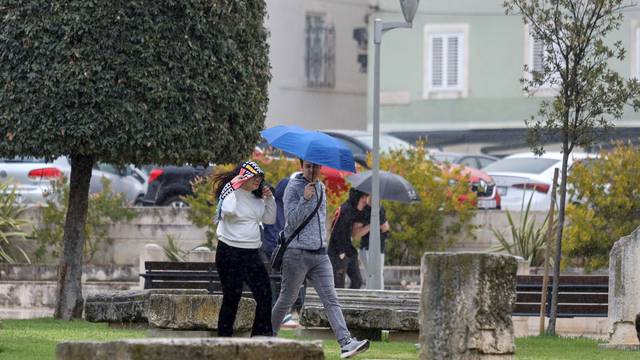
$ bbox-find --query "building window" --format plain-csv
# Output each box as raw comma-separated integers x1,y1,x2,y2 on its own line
423,24,469,99
305,13,335,88
428,33,463,90
526,31,561,92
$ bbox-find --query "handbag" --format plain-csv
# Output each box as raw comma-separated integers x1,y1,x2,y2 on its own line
270,190,324,272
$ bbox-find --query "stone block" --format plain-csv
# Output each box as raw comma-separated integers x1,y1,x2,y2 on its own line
419,252,517,360
301,305,418,331
84,290,146,323
56,338,325,360
605,226,640,347
84,289,208,323
146,293,255,331
187,247,215,262
139,243,164,288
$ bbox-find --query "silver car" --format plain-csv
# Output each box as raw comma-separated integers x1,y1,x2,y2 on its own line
0,157,148,205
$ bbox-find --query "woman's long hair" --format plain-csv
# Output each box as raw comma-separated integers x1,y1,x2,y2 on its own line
211,164,263,199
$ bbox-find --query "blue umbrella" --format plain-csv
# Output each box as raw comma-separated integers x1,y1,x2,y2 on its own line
261,125,356,173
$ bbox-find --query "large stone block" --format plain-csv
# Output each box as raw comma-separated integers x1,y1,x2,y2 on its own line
84,289,208,323
84,290,146,323
301,306,418,331
146,293,255,331
419,252,517,360
605,226,640,346
56,338,324,360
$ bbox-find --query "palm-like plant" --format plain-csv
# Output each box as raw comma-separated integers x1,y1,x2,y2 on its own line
162,235,188,262
491,194,554,266
0,182,31,263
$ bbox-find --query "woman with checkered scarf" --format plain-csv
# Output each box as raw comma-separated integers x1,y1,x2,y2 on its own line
212,161,276,337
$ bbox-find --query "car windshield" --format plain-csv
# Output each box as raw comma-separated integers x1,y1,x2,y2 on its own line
431,153,459,163
0,157,45,163
483,158,558,174
353,135,413,153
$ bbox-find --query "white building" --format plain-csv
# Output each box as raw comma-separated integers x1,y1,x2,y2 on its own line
264,0,372,130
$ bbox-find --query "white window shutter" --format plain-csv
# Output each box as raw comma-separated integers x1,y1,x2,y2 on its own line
446,36,459,87
531,37,544,73
426,31,464,92
431,36,443,87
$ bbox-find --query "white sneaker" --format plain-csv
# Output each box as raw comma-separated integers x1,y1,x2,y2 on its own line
281,313,293,324
340,338,370,358
281,319,299,329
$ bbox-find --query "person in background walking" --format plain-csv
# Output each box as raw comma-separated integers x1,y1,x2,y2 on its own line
261,178,289,260
272,160,370,359
213,161,276,337
328,188,367,289
353,198,390,288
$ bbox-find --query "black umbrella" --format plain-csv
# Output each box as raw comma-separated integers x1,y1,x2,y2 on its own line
347,171,420,203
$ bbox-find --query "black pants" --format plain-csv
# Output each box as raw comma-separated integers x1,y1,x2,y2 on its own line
216,241,273,337
330,253,363,289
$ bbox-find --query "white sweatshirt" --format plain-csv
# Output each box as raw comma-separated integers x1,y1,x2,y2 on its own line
216,188,277,249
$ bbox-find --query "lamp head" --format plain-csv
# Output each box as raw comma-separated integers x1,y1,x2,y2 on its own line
399,0,419,23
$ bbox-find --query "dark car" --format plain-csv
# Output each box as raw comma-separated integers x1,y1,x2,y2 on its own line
141,165,214,207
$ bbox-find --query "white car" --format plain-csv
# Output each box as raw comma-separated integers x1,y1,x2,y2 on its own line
0,157,148,205
483,152,594,211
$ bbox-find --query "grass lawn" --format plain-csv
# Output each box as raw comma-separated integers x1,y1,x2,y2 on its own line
0,318,637,360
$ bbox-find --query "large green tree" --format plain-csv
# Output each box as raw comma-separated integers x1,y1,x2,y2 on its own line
504,0,640,335
0,0,270,319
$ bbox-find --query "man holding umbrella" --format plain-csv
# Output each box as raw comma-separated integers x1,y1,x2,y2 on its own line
263,126,369,358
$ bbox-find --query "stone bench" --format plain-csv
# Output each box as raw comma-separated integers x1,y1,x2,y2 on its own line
299,288,420,341
84,289,208,324
146,293,256,336
56,338,324,360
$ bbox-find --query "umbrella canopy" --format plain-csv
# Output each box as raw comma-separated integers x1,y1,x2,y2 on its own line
261,125,356,172
347,170,420,203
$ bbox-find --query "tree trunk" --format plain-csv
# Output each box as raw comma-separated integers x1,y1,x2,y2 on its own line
53,154,94,320
546,147,569,335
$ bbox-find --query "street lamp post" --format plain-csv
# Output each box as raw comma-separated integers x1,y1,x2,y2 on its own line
368,0,419,290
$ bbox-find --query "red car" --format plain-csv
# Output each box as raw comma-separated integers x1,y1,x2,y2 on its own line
450,165,501,209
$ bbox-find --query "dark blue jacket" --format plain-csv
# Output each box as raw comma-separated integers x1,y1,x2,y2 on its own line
262,178,289,256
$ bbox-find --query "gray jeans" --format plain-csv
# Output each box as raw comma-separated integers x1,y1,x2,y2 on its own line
271,248,351,345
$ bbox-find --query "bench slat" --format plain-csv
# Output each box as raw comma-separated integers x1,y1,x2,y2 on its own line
514,303,607,317
517,293,608,303
145,261,215,271
516,275,608,286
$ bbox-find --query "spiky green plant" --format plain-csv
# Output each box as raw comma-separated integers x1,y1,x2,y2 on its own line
163,235,188,262
491,194,554,266
0,182,30,263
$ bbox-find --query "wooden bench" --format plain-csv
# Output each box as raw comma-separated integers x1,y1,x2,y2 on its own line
514,275,608,318
139,261,283,297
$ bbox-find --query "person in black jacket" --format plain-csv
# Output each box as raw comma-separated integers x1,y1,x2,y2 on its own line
328,188,367,289
353,198,390,288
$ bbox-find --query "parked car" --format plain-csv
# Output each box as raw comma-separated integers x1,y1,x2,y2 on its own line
0,157,147,205
321,130,500,209
141,165,214,207
483,152,593,211
322,130,414,166
430,151,499,169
